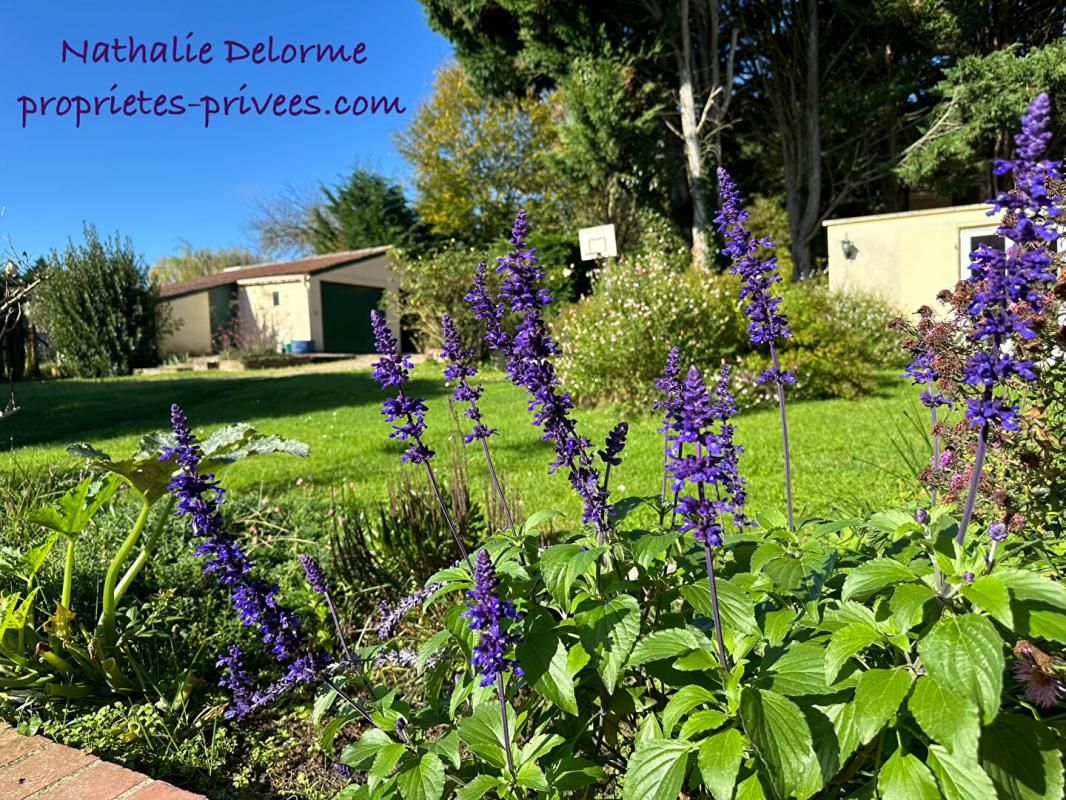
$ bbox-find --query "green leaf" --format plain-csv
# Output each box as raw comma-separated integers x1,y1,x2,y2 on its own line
998,569,1066,610
577,593,640,694
769,640,836,696
918,614,1004,724
927,745,997,800
628,627,713,668
368,742,406,784
632,530,681,568
522,509,564,534
889,583,936,632
29,475,121,537
540,544,604,610
852,668,913,745
735,773,769,800
1016,604,1066,645
516,624,579,715
397,753,444,800
662,685,716,736
699,729,745,800
679,709,729,740
681,578,758,635
426,730,460,770
547,757,607,792
622,739,694,800
878,748,940,800
961,575,1014,627
339,728,393,769
516,762,549,792
824,622,880,684
980,714,1064,800
739,688,815,800
841,558,917,601
907,675,980,758
454,775,501,800
457,702,514,768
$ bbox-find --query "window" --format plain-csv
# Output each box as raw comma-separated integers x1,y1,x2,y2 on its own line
272,291,280,306
959,225,1005,279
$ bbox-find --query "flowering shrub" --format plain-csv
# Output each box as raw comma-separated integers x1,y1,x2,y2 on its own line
138,96,1066,800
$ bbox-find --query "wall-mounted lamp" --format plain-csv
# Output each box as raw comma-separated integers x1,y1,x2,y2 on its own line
841,235,858,260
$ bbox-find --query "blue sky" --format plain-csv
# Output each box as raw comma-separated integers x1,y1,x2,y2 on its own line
0,1,453,265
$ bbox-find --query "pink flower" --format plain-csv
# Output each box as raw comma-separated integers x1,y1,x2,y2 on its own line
1014,655,1064,709
939,449,955,469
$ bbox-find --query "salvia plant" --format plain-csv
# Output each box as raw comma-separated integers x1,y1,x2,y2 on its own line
132,95,1065,800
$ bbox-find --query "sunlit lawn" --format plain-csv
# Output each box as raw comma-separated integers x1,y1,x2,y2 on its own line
0,362,929,521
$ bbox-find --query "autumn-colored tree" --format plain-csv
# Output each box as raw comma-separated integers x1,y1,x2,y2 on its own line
396,64,570,243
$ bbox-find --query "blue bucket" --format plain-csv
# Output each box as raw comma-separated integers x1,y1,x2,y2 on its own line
290,340,314,354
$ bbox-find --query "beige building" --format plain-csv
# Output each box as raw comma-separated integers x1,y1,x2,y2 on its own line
159,248,399,357
824,204,1001,313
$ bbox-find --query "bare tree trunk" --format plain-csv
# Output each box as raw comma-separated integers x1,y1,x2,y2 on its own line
677,0,708,267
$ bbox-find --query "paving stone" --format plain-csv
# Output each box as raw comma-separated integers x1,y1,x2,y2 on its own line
0,729,48,767
31,760,147,800
0,743,95,800
125,782,206,800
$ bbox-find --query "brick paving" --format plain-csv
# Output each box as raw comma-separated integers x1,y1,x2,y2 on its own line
0,723,205,800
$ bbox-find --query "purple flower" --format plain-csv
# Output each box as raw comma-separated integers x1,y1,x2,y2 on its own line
470,212,610,537
375,583,442,640
667,365,747,544
462,550,522,688
654,347,683,432
441,312,496,443
370,310,435,464
599,422,629,467
915,508,930,526
165,405,328,718
988,521,1008,542
300,554,330,596
715,168,792,353
962,93,1062,433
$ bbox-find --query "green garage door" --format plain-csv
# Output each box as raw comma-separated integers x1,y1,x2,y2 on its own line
320,282,384,353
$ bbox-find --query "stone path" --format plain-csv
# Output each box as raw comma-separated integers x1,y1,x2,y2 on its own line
0,722,204,800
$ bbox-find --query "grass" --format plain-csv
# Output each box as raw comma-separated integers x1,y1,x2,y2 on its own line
0,362,930,522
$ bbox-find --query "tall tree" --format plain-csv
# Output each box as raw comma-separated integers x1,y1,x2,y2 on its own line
249,169,423,257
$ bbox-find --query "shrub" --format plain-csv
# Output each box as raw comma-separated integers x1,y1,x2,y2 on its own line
34,225,167,377
555,261,900,410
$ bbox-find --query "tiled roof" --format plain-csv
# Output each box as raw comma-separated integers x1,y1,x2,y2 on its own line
158,246,391,299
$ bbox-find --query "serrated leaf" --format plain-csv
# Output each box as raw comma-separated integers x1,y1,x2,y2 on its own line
622,739,693,800
681,578,758,635
908,675,980,758
541,544,604,611
740,688,815,800
852,668,913,745
29,474,121,538
679,709,729,740
878,748,940,800
547,756,606,791
699,728,745,800
517,626,579,715
397,752,444,800
769,640,836,696
454,775,500,800
928,745,997,800
368,742,406,784
889,583,936,631
577,593,640,694
841,558,918,601
980,714,1064,800
998,569,1066,610
457,701,515,769
522,509,563,533
516,761,549,792
662,685,716,736
962,575,1014,627
918,614,1004,724
824,622,880,684
1015,604,1066,645
339,728,394,769
628,627,713,667
632,530,681,568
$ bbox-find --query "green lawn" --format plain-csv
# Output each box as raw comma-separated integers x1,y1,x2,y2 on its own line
0,362,929,521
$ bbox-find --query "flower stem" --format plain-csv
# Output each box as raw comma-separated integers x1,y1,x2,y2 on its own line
115,494,176,605
704,544,730,672
422,460,473,572
659,433,670,524
497,675,515,777
770,344,795,532
61,539,75,611
929,391,940,509
323,676,389,737
98,498,151,645
481,438,517,538
323,590,355,664
957,425,988,546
